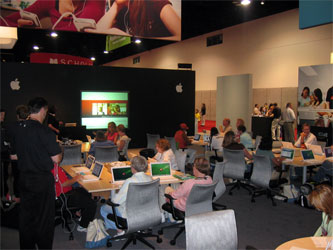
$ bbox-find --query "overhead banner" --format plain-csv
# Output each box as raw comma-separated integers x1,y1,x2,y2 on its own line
0,0,181,41
106,36,131,51
30,52,93,65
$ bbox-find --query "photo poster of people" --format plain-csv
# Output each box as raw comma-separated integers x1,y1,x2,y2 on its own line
0,0,181,41
298,64,333,128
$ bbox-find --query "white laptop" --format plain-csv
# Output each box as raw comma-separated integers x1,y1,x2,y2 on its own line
281,148,295,163
300,150,322,165
72,155,95,173
281,141,294,149
193,134,201,141
324,147,333,160
81,161,104,182
203,134,210,143
111,166,133,184
150,162,172,179
305,144,324,156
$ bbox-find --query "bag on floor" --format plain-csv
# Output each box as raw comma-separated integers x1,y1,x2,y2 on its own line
0,200,19,229
85,219,110,248
282,184,299,202
297,183,315,209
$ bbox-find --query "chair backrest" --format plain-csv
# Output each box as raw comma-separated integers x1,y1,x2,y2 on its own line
212,161,226,202
125,179,161,233
146,133,160,151
185,182,217,217
121,138,131,160
94,146,118,163
185,148,197,164
251,154,272,188
185,209,238,250
165,136,177,152
222,148,247,180
60,144,82,166
174,150,187,173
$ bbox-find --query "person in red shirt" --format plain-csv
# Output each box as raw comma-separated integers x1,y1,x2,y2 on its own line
52,164,97,232
174,123,191,149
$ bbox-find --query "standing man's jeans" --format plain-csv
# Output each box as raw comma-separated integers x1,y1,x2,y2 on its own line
283,122,295,143
271,118,281,140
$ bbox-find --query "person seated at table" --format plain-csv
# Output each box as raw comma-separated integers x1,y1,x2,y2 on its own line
209,127,223,152
219,118,232,136
52,164,97,233
105,122,118,144
237,125,253,150
100,156,152,235
89,130,115,156
174,123,191,150
153,138,178,170
116,124,130,157
310,145,333,183
235,118,245,141
223,131,253,160
308,184,333,237
163,158,212,212
294,123,318,148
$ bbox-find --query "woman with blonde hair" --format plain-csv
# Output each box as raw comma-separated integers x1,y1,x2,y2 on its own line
154,138,177,170
309,184,333,236
105,121,118,144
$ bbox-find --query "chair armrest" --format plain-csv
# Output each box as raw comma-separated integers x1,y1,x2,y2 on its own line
164,193,175,200
106,200,127,230
106,199,120,207
163,194,183,221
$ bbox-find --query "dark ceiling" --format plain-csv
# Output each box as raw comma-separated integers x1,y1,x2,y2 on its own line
0,0,298,65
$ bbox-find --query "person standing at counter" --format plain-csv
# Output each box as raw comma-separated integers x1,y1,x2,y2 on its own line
271,103,281,141
201,103,206,126
282,103,296,144
174,123,191,149
253,104,260,116
47,105,63,135
294,123,317,148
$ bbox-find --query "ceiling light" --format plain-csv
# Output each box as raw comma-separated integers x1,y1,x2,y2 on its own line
134,39,141,44
260,1,264,5
0,26,18,49
33,45,39,50
50,32,58,38
103,50,109,54
241,0,251,6
90,57,96,61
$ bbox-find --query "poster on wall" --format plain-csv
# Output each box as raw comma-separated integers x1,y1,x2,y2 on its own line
0,0,181,41
298,64,333,128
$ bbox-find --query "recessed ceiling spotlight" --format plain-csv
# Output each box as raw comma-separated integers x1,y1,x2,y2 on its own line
241,0,251,6
103,50,109,54
90,57,96,61
21,61,24,63
260,1,264,5
33,45,39,50
134,38,141,44
50,32,58,38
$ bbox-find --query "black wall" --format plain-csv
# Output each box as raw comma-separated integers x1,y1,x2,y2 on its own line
1,63,195,148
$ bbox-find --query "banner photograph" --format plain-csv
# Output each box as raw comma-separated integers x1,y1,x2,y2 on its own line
0,0,181,41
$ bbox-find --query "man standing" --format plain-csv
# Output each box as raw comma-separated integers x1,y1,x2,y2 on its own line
11,97,62,249
271,103,281,141
282,103,296,143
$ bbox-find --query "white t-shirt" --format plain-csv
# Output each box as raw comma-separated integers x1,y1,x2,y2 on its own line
117,135,129,151
210,135,223,151
154,148,178,170
294,132,317,148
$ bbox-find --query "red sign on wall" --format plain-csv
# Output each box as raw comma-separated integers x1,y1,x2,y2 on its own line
30,53,93,65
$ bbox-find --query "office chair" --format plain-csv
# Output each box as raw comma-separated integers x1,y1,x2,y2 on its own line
212,161,227,210
106,179,162,249
59,144,82,166
159,182,217,245
185,148,197,164
174,150,187,173
185,209,238,250
223,148,253,195
146,133,160,153
120,138,131,161
250,155,288,206
94,146,118,163
165,136,178,152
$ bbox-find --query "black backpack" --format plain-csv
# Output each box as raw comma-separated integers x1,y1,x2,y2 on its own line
297,183,314,209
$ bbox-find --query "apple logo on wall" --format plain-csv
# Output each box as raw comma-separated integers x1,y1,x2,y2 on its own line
176,83,183,93
10,78,20,90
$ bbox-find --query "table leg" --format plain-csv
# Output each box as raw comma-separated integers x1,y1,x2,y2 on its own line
302,166,307,184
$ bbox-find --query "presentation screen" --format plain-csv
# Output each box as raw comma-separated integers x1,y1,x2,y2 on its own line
81,91,129,130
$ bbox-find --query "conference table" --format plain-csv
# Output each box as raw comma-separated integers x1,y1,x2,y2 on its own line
62,162,184,199
276,236,333,250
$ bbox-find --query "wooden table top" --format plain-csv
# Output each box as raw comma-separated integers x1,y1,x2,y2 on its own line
276,236,333,250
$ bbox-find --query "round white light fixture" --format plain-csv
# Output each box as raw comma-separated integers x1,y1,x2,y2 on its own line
103,50,109,54
33,45,39,50
90,57,96,61
260,1,264,5
134,38,141,44
241,0,251,6
50,32,58,38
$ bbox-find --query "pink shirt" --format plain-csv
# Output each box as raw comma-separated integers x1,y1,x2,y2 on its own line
171,176,213,211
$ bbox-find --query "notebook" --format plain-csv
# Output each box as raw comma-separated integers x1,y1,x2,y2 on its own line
72,155,95,173
305,144,324,156
203,134,210,143
324,147,333,160
193,134,201,141
81,161,104,182
281,141,294,149
300,150,322,165
111,166,133,184
150,162,172,178
281,148,295,163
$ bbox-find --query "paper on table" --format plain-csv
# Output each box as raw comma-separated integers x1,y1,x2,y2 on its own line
289,247,311,250
311,237,333,249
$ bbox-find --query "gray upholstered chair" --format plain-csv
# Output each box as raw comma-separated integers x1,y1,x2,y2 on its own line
59,144,82,166
159,182,217,245
185,148,197,164
146,133,160,153
174,150,187,173
106,179,162,249
94,145,118,163
212,161,227,210
223,148,252,195
120,138,131,160
250,154,288,206
165,136,178,152
185,209,238,250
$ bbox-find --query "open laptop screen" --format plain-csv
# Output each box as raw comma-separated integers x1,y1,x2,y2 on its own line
92,161,104,177
203,135,210,143
324,147,333,158
194,134,201,141
301,150,315,160
112,166,133,182
150,162,171,177
85,155,95,169
281,148,295,160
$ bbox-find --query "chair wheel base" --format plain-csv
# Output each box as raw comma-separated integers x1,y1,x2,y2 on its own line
69,233,74,241
157,237,162,243
170,240,176,245
284,199,288,203
158,230,163,235
251,199,255,203
107,239,112,248
229,192,233,195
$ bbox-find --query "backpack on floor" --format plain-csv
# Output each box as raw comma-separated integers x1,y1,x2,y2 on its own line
297,183,315,209
85,219,110,248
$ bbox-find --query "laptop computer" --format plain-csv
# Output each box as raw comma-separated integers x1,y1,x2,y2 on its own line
305,144,324,155
281,141,294,149
324,147,333,160
150,162,172,179
193,134,201,141
281,148,295,163
111,166,133,184
81,161,104,182
203,134,210,143
300,150,322,165
72,155,95,173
